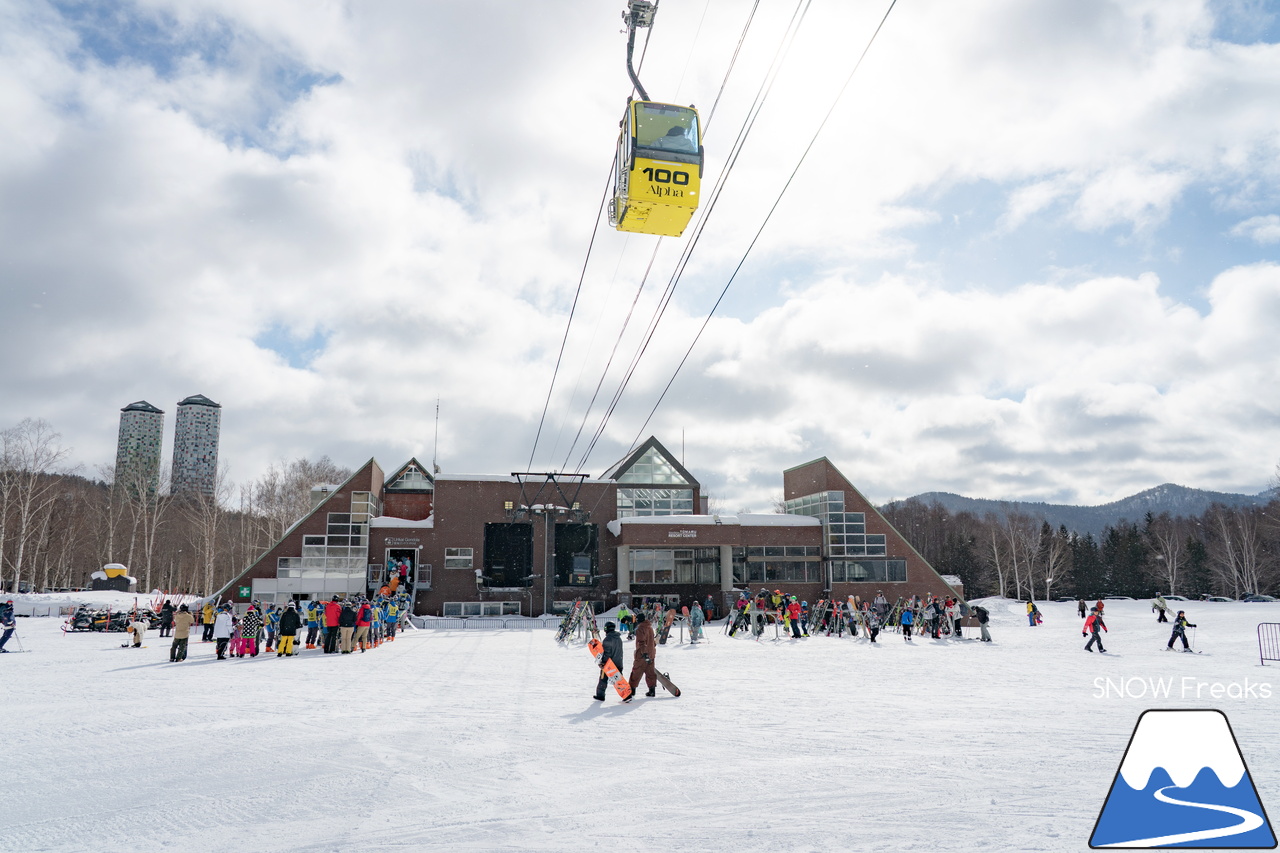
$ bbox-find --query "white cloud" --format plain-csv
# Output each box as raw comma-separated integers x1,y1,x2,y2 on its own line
1230,214,1280,244
1,0,1279,513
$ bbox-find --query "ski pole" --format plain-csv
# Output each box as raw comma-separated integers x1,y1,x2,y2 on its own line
1192,625,1197,651
13,628,24,653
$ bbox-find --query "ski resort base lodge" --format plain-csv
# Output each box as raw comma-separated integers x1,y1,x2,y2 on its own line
220,437,961,616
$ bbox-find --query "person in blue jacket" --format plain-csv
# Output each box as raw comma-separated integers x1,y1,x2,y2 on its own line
305,601,321,649
900,603,914,641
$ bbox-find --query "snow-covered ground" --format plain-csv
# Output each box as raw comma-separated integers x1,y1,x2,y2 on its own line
2,599,1278,852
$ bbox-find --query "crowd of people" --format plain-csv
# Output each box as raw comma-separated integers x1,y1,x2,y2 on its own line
110,593,414,662
208,593,412,660
724,589,993,643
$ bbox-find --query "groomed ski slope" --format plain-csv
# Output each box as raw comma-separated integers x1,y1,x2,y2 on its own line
2,598,1277,853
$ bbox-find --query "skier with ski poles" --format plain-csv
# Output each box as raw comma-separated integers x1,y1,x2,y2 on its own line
1166,610,1197,652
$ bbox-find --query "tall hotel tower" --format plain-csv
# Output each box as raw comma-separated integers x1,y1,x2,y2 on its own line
171,394,222,497
115,401,165,495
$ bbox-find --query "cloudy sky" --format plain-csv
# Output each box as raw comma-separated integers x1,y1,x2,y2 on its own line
2,0,1279,510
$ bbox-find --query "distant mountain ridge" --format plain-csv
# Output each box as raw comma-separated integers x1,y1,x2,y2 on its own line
884,483,1276,538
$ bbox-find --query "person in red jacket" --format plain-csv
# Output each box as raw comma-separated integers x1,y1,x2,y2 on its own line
786,597,803,638
1083,607,1108,653
354,598,373,652
323,596,342,654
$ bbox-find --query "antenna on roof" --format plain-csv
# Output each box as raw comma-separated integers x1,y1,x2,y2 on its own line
432,397,441,474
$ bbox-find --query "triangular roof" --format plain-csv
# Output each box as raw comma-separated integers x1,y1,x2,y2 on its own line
384,458,434,492
177,393,221,408
601,436,699,487
121,400,164,414
213,458,383,600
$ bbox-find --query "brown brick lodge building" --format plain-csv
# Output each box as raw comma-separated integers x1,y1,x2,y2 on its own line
217,436,961,616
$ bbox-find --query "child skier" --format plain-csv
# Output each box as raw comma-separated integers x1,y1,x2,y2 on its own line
1083,607,1107,653
1166,611,1197,652
900,604,913,641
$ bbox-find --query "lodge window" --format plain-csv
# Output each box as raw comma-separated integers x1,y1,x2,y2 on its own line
445,548,474,569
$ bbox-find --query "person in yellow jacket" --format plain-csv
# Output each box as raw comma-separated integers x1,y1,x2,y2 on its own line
201,601,215,642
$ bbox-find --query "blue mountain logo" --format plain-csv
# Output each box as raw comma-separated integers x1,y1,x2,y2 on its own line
1090,709,1276,848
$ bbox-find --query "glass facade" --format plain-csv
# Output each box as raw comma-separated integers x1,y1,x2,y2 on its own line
276,491,378,582
734,545,823,584
830,559,907,583
389,463,432,490
616,447,690,485
617,487,695,518
783,491,886,558
628,548,721,585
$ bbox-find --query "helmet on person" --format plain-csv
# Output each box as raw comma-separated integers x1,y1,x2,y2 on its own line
604,621,616,632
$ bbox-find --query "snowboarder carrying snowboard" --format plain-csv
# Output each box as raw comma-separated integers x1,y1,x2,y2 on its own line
1153,594,1170,623
1166,611,1196,652
1083,607,1107,653
594,622,628,701
628,615,659,697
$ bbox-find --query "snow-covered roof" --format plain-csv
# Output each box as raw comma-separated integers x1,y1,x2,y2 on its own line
369,515,435,529
435,474,520,483
91,570,137,582
606,513,820,536
434,474,614,485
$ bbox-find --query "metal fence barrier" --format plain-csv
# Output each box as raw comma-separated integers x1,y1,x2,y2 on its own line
12,603,76,618
1259,623,1280,666
414,616,563,630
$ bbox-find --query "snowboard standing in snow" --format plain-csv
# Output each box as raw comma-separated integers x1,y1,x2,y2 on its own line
658,609,676,645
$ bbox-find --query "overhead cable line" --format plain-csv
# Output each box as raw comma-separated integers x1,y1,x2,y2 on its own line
528,2,666,471
627,0,902,449
525,163,614,472
573,0,817,476
557,0,758,472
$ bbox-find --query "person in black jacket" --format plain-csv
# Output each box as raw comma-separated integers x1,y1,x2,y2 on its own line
594,621,626,701
277,603,302,657
971,604,992,642
158,600,175,638
1167,611,1197,652
338,601,357,653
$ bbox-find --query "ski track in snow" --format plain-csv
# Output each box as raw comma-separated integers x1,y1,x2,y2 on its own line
1,599,1277,852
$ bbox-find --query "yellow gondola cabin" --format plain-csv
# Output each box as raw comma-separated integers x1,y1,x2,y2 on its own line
610,100,703,238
